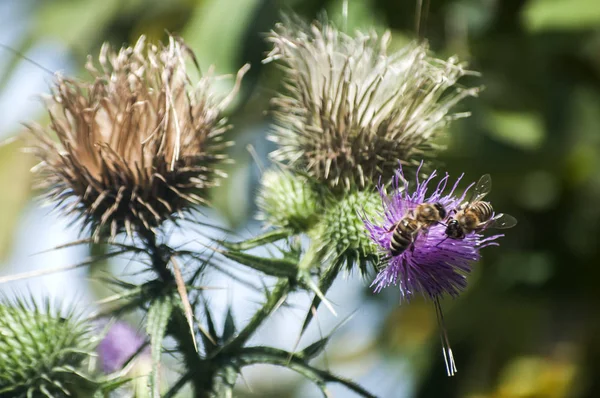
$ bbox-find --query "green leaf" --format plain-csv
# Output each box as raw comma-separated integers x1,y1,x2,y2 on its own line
220,250,298,278
299,336,331,360
222,306,236,342
220,229,293,251
146,294,174,398
201,301,218,352
298,311,354,360
289,262,342,357
98,376,136,395
301,262,342,332
523,0,600,32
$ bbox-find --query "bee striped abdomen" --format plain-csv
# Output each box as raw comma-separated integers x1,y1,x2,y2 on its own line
470,201,493,222
389,218,419,256
390,229,412,256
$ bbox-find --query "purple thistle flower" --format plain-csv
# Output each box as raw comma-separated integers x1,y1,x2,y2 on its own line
98,321,149,374
363,164,503,375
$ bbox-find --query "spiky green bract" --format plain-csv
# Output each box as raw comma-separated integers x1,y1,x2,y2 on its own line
312,187,380,276
0,299,98,397
256,169,321,232
265,16,479,191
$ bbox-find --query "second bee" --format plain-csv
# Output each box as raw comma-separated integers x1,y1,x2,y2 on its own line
388,202,447,256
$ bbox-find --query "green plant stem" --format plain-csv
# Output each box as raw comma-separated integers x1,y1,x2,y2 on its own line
236,346,377,398
142,232,213,398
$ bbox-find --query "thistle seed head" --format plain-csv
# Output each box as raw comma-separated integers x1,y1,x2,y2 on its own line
0,298,97,397
28,35,249,240
265,17,478,191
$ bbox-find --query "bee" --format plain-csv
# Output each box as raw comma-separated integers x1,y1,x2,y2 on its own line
389,217,420,256
389,202,447,256
411,202,447,227
445,174,517,239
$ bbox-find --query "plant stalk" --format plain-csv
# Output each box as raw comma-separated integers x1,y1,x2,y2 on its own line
142,232,213,398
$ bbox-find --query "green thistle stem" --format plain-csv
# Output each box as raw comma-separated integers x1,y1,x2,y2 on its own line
236,346,376,398
298,241,322,271
142,232,213,398
142,228,295,397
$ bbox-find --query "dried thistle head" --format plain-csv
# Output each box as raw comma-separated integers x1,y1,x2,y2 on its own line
264,17,479,191
28,36,248,240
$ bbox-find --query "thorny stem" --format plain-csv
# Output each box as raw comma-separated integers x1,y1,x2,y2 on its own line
143,230,293,398
143,234,362,398
236,346,377,398
141,231,212,398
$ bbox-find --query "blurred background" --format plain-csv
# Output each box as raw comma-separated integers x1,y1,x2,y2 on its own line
1,0,600,397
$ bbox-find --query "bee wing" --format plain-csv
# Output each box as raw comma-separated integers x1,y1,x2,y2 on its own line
486,213,517,230
468,174,492,204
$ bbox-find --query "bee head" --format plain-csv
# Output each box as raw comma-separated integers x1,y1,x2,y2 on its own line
445,219,464,239
433,202,446,219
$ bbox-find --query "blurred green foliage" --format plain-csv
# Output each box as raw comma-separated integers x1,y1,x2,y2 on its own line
2,0,600,397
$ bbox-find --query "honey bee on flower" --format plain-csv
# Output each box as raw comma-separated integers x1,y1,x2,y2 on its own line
363,164,510,376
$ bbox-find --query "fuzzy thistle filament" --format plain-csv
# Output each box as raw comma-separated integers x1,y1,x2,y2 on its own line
28,35,248,240
264,18,478,191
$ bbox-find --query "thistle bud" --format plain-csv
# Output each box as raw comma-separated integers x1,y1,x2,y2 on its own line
28,35,248,240
0,299,97,397
313,188,381,276
256,169,321,232
265,17,478,191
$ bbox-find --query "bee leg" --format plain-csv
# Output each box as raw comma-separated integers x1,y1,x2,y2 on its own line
436,236,449,247
386,221,400,233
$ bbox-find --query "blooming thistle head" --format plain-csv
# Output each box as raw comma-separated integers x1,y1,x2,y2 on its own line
0,298,98,396
362,165,504,375
28,35,249,240
264,17,479,191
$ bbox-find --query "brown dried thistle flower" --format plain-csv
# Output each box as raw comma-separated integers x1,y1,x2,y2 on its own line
28,36,249,240
264,18,479,190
